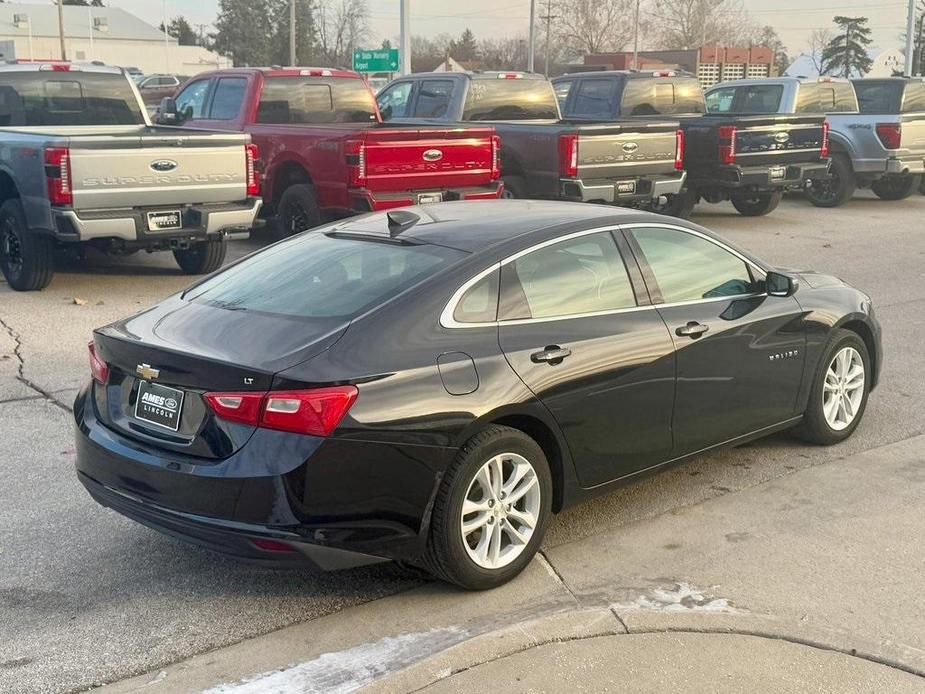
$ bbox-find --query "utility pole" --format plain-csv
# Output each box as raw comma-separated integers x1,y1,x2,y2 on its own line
57,0,66,61
399,0,411,75
527,0,535,72
632,0,641,69
542,0,557,77
162,0,170,73
195,24,207,47
905,0,916,76
88,7,93,58
289,0,297,66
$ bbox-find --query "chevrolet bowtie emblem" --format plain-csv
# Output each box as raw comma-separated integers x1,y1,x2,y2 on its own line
136,364,160,380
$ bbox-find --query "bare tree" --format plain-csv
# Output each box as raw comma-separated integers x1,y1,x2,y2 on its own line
647,0,753,50
317,0,369,67
807,28,834,75
479,36,529,70
554,0,636,55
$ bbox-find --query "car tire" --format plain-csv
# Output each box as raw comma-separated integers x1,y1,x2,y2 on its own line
277,183,321,237
805,153,856,208
173,236,227,275
794,329,871,446
730,190,782,216
0,199,55,291
421,425,552,590
871,174,920,201
501,175,527,199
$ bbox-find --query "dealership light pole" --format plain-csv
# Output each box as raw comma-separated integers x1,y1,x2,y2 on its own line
289,0,296,66
905,0,915,76
527,0,535,72
57,0,66,61
163,0,170,72
399,0,411,75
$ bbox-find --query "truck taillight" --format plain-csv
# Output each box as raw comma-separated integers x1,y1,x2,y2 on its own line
820,121,830,158
491,135,501,180
558,134,578,178
345,139,367,187
875,123,901,150
675,129,685,171
718,125,736,166
44,147,72,206
204,386,359,437
244,143,261,197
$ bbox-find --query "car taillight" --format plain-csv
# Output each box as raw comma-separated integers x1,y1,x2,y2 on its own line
204,385,358,437
558,134,578,178
491,134,501,180
718,125,736,165
45,147,72,206
88,341,109,385
820,120,830,158
875,123,901,150
245,143,261,196
675,129,685,171
345,139,367,187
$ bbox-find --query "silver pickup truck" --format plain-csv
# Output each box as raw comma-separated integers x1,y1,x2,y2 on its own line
705,76,925,207
0,63,261,291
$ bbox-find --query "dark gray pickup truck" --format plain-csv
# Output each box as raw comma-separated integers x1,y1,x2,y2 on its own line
553,71,832,217
376,71,687,215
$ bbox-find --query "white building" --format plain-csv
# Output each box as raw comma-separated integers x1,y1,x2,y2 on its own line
786,48,907,79
0,3,229,76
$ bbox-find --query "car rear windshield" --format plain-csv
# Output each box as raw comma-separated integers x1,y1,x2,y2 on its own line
0,71,144,126
463,79,559,120
853,81,904,114
256,77,378,124
619,77,705,115
187,232,465,320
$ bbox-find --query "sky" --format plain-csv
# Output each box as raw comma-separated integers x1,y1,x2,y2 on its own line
112,1,911,59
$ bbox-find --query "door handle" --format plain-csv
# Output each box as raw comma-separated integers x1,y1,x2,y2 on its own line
675,322,709,338
530,346,572,364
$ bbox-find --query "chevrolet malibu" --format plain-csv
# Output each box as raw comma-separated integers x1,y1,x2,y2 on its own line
75,201,881,590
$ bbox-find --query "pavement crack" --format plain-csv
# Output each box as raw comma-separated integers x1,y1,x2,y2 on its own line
608,605,630,634
536,550,581,607
0,315,72,413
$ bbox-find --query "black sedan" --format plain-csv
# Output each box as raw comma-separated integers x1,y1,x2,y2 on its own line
75,201,881,590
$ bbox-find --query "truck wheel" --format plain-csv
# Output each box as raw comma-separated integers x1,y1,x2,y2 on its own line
805,154,855,208
871,174,920,201
0,199,55,291
919,176,925,195
653,187,697,218
173,237,227,275
730,190,782,217
277,184,321,237
500,176,527,199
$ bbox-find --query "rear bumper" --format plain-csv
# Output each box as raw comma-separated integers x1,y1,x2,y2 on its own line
852,156,925,176
560,171,686,203
350,180,504,212
53,197,262,243
697,160,831,190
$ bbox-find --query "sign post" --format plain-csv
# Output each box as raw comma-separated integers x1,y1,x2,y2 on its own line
352,48,400,73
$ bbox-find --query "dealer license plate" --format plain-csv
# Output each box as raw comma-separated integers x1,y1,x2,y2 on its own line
616,181,637,195
134,380,184,431
147,209,183,231
769,165,787,181
417,192,444,204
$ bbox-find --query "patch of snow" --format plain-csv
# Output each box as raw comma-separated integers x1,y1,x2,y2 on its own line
610,582,740,614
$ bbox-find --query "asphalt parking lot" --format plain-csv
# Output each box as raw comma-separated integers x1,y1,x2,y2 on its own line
2,193,925,693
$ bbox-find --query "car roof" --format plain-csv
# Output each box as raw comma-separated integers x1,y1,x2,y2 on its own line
327,200,744,257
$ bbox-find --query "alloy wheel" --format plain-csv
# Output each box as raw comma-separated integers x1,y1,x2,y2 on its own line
460,452,541,570
1,221,23,275
822,346,865,431
286,200,310,235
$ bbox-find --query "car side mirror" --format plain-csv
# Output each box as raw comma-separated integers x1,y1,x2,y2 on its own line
766,271,798,297
157,97,179,125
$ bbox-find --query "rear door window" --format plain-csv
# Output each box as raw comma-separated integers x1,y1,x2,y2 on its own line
412,79,454,118
570,79,615,119
188,232,465,320
463,79,559,120
208,77,247,120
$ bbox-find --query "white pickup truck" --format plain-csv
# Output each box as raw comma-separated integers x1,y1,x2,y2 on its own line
0,63,262,291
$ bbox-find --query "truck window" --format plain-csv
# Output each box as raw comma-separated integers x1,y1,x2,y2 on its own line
620,78,705,115
554,79,573,111
377,81,412,119
413,80,454,118
901,82,925,112
853,81,903,114
0,71,144,126
257,77,377,124
463,79,558,120
737,84,783,113
706,87,735,113
175,79,210,121
571,79,614,119
795,84,820,113
209,77,247,120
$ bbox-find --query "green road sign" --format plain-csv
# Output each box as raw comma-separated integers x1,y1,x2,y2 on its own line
353,48,400,73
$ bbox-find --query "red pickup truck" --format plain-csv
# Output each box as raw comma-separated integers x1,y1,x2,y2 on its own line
157,68,503,234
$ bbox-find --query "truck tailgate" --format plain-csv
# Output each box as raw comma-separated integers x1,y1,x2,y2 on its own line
900,114,925,159
728,116,826,167
362,126,495,191
568,121,680,179
67,130,249,210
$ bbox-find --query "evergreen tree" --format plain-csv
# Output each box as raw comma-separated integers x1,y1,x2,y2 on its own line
821,16,873,77
450,28,479,62
160,16,199,47
213,0,279,67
